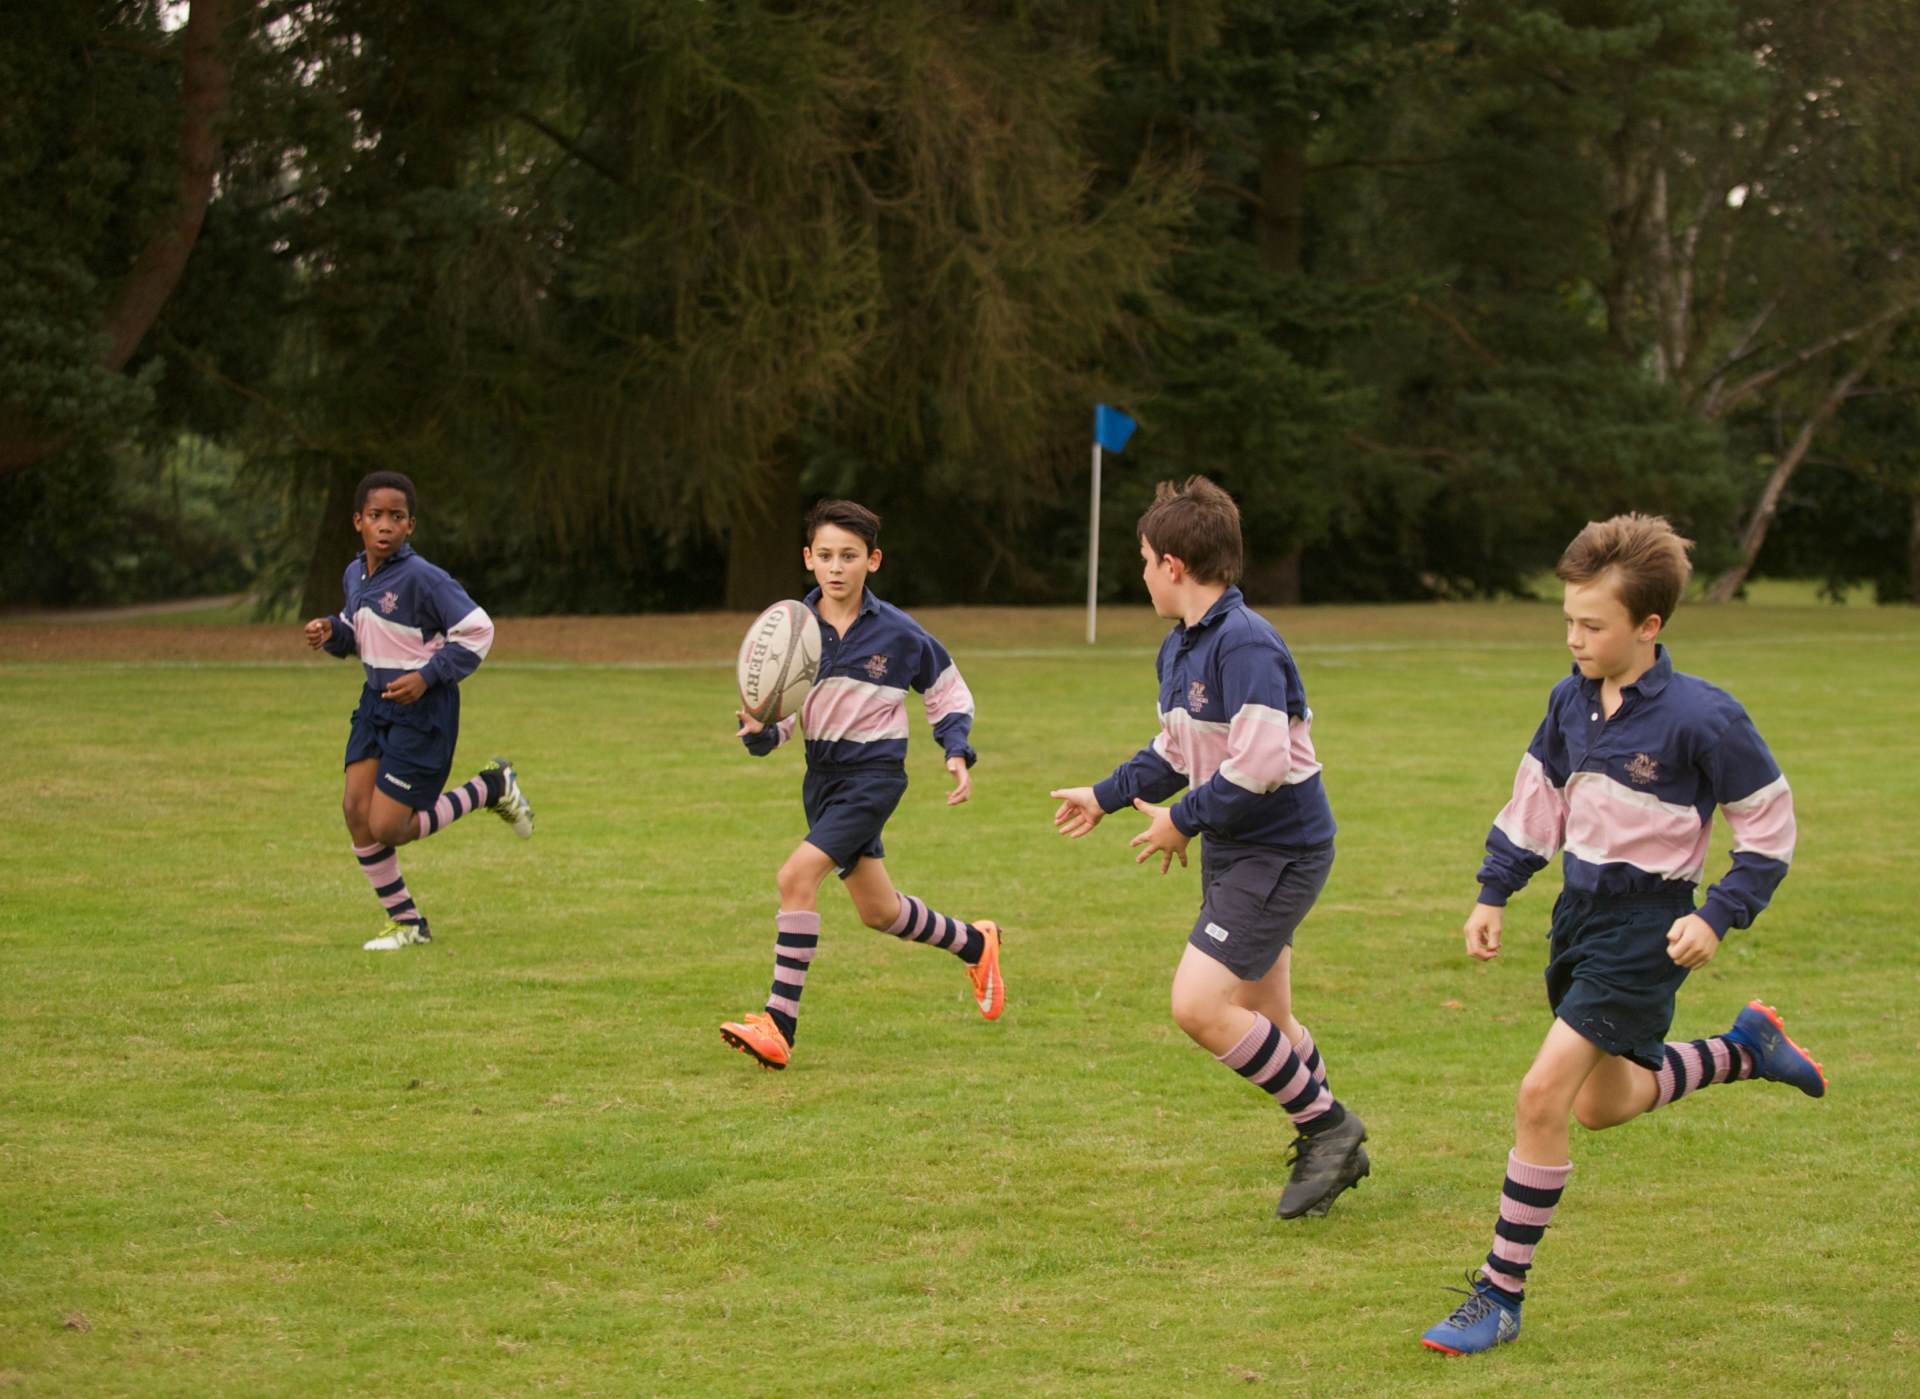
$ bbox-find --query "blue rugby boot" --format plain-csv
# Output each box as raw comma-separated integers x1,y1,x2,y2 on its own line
1420,1272,1521,1355
1724,1000,1828,1098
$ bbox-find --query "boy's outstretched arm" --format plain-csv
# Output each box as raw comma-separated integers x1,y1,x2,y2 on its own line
1050,786,1104,838
1128,797,1189,874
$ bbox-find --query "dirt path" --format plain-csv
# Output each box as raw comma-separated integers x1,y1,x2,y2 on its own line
0,606,1175,664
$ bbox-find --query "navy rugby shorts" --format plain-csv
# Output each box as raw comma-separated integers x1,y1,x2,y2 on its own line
802,763,909,878
344,685,457,811
1188,838,1335,980
1545,888,1696,1069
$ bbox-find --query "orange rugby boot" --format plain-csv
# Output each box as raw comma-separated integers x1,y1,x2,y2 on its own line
719,1011,791,1070
967,920,1006,1021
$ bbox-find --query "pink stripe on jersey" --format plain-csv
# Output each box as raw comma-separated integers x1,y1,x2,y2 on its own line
922,664,975,724
801,676,909,744
1288,714,1324,783
1564,772,1711,882
1723,774,1796,862
444,605,495,659
1493,752,1567,861
353,609,445,669
1216,703,1293,793
1160,708,1230,784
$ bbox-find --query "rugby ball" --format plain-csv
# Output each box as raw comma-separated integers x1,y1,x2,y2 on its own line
737,599,822,724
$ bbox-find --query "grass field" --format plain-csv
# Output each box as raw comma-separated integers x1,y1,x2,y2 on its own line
3,599,1917,1396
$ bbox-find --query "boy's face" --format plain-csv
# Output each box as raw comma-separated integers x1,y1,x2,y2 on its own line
1563,570,1660,681
353,487,415,564
1140,537,1180,619
804,523,880,603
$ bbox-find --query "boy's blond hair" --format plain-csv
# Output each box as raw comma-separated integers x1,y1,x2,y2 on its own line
1555,513,1693,625
1136,476,1243,586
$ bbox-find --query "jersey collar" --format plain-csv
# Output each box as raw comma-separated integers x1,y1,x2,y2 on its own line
1570,642,1673,698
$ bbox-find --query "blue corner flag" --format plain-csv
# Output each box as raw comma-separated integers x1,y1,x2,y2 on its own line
1094,403,1137,454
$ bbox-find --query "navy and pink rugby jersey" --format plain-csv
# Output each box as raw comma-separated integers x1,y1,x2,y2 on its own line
1476,646,1795,936
1092,586,1336,848
742,587,975,769
320,543,495,704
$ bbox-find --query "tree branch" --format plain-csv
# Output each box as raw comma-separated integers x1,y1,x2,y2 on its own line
512,108,633,191
1409,294,1502,370
1703,299,1918,421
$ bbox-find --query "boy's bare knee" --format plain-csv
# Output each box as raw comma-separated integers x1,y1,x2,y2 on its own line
1514,1073,1565,1134
1169,988,1225,1043
860,900,899,932
1572,1101,1614,1132
371,810,416,848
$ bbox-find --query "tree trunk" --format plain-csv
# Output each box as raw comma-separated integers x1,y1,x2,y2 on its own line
1252,125,1306,607
1242,549,1303,607
1910,492,1920,605
1705,352,1880,602
299,467,361,622
1257,127,1308,275
0,0,233,479
723,456,804,610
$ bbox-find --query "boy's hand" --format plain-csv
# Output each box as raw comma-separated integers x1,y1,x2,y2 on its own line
1129,797,1190,874
1464,902,1503,961
1049,786,1104,838
945,755,972,806
382,672,428,704
735,709,766,738
1665,913,1719,968
303,617,332,649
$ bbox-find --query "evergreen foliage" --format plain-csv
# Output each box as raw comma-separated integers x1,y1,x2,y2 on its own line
5,0,1919,607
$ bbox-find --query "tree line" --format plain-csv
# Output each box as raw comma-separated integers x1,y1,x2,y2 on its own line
5,0,1919,615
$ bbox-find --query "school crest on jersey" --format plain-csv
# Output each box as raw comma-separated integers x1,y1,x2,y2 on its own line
864,654,890,681
378,590,400,615
1626,752,1660,785
1188,680,1208,713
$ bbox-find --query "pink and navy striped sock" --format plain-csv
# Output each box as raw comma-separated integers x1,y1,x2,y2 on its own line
1650,1036,1756,1111
1295,1024,1330,1091
354,842,424,929
1482,1152,1572,1300
764,910,820,1046
884,893,984,966
1218,1013,1335,1127
413,774,495,839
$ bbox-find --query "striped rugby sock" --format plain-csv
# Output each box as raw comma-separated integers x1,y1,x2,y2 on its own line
413,774,494,839
764,910,820,1046
1218,1013,1335,1127
1294,1024,1330,1091
884,893,984,966
1650,1036,1756,1111
354,842,423,928
1482,1152,1572,1300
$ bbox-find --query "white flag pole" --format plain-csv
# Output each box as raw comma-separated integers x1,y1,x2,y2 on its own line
1086,440,1103,644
